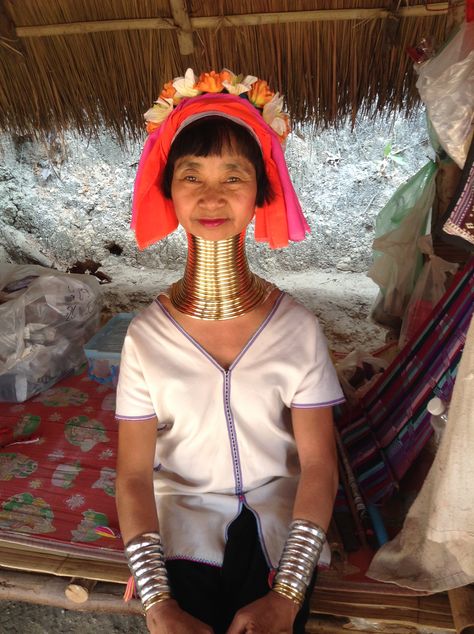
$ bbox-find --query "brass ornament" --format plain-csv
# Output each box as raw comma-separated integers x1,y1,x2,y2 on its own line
169,232,268,320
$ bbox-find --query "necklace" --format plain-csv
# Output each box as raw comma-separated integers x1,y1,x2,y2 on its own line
169,231,268,320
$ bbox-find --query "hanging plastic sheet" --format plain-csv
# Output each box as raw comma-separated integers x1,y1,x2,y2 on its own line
416,21,474,169
368,161,437,327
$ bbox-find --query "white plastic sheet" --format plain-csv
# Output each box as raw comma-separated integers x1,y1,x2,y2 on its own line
0,265,100,402
416,22,474,168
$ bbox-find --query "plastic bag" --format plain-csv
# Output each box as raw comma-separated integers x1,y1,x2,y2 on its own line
416,21,474,168
368,161,437,327
336,349,389,404
0,265,100,402
398,236,458,348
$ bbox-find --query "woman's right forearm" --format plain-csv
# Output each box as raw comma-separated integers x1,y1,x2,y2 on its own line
116,475,160,545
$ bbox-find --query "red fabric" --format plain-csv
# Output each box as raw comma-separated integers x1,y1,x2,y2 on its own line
132,94,291,249
0,368,123,556
467,0,474,22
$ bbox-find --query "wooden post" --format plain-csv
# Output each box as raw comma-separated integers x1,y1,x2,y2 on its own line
0,0,25,61
65,577,98,604
448,586,474,634
169,0,194,56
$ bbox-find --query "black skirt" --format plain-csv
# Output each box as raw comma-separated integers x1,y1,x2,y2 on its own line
166,505,315,633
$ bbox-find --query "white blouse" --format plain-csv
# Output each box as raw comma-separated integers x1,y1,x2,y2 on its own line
116,291,344,569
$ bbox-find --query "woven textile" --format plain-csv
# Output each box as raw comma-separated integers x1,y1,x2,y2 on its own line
335,258,474,504
367,310,474,591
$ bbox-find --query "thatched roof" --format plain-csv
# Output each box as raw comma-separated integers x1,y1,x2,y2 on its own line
0,1,457,139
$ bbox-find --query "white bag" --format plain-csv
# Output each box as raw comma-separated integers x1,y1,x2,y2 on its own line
416,22,474,168
399,236,458,348
0,265,100,402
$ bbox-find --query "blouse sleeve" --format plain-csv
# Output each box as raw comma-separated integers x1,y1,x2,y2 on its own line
291,319,345,409
115,326,156,421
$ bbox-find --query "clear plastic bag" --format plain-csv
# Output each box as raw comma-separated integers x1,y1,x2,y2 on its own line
335,349,389,404
0,265,100,402
416,21,474,168
368,161,437,327
398,235,458,348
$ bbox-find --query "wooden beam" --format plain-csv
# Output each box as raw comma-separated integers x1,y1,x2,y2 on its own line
448,586,474,634
0,569,141,614
169,0,194,56
0,0,25,60
15,4,453,39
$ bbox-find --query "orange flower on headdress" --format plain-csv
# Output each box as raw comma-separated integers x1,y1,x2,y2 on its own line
160,81,179,104
195,70,226,93
247,79,274,108
146,121,160,134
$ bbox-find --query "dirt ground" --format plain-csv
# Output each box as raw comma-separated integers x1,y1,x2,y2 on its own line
0,601,148,633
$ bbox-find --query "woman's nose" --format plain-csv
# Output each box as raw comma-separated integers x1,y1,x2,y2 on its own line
198,185,225,210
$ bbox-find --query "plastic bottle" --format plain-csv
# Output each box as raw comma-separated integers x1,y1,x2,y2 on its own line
427,397,449,444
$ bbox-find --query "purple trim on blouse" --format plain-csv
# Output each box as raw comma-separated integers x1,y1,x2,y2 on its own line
223,370,245,495
155,291,285,373
165,555,222,567
224,498,244,542
230,292,285,370
291,397,346,409
115,413,156,420
155,299,222,372
244,502,275,569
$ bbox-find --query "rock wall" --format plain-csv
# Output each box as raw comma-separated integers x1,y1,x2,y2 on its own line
0,111,430,277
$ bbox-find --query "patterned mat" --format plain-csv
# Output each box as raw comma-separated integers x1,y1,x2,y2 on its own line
0,368,124,559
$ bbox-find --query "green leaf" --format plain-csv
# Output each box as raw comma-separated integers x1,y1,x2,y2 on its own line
383,142,392,157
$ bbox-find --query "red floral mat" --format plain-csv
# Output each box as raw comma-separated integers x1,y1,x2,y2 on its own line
0,367,124,560
0,368,429,596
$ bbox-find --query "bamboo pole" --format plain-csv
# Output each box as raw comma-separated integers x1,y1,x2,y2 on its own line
169,0,194,56
0,569,140,614
15,4,452,39
448,586,474,634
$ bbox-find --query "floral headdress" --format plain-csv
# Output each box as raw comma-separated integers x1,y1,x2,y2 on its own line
144,68,290,143
131,69,309,250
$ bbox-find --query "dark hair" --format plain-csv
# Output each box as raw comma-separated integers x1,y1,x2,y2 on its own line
161,116,273,207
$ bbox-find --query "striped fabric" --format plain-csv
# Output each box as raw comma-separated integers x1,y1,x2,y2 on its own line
335,258,473,504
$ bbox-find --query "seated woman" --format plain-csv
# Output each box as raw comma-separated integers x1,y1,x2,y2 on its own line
115,69,344,634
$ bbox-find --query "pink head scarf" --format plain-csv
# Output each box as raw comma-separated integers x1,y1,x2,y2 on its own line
132,92,309,249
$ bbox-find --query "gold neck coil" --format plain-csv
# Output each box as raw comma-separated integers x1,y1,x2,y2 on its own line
169,232,268,320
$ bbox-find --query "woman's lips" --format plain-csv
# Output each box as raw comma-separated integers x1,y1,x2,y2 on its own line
198,218,227,228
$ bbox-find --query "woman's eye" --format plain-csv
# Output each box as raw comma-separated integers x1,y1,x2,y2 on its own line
226,176,240,183
184,175,198,182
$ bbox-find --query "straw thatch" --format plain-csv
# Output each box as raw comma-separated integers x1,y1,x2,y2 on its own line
0,1,459,139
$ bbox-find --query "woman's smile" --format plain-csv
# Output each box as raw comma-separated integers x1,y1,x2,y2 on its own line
197,218,228,228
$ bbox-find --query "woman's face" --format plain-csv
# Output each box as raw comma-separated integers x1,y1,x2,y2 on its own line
170,149,258,240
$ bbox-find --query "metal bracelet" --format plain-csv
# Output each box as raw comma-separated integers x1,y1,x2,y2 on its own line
273,519,326,604
125,532,171,605
272,582,305,606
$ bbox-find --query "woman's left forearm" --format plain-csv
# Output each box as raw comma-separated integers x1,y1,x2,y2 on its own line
292,461,338,532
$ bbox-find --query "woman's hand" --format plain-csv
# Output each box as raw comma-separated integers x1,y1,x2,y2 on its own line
226,591,299,634
145,599,214,634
